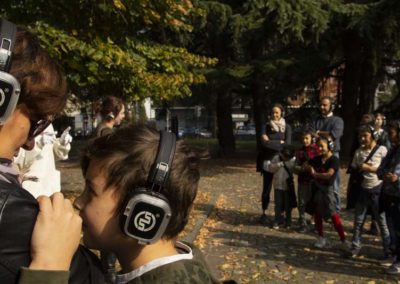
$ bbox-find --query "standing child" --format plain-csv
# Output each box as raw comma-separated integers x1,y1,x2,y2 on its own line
294,130,320,232
305,135,347,248
348,124,390,258
264,145,296,229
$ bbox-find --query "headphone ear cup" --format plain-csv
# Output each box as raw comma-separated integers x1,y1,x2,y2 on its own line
120,188,172,245
328,138,335,151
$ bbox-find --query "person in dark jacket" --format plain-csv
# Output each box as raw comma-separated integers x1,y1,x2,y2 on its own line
309,96,343,212
0,19,99,283
377,121,400,274
257,103,292,225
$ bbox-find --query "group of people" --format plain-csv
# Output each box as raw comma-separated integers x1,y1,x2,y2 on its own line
0,18,224,284
257,97,400,275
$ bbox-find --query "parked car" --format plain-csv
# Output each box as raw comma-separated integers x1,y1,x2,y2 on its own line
235,125,256,136
196,128,212,138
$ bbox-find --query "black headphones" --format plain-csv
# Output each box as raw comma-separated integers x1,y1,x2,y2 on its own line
318,136,335,151
375,113,386,127
120,131,176,245
359,123,380,141
0,19,20,125
272,103,285,118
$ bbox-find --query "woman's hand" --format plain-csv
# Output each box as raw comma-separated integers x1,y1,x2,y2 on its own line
29,192,82,271
262,134,269,141
384,172,399,183
310,166,316,176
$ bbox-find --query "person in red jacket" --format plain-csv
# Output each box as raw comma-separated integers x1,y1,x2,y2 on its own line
294,130,320,232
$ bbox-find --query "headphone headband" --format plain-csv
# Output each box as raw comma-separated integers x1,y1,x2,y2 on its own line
148,131,176,191
0,19,17,72
0,19,20,125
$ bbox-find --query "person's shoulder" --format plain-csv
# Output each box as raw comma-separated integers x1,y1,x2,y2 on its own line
329,155,340,163
331,115,344,122
139,241,221,284
377,145,388,153
133,258,217,284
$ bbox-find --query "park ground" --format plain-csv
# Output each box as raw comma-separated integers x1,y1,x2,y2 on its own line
59,138,400,283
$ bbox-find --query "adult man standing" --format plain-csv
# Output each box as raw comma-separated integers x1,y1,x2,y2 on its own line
310,96,344,211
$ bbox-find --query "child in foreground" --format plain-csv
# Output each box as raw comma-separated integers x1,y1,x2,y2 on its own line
21,124,221,284
304,135,347,249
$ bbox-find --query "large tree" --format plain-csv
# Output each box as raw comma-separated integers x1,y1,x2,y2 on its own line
1,0,216,106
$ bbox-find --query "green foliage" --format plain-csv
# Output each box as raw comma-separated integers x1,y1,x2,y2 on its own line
1,0,217,103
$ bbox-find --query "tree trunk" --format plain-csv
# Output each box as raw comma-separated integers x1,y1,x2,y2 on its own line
340,31,363,159
216,90,235,156
359,47,379,115
252,78,268,149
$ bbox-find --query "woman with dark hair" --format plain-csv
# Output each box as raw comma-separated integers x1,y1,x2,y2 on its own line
95,96,126,137
257,103,292,225
0,19,103,283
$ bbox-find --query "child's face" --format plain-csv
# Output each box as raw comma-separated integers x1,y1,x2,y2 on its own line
375,116,384,128
74,161,121,250
302,134,312,146
358,130,373,148
114,105,126,126
317,139,330,156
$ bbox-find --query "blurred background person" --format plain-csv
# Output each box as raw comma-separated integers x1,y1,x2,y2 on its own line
14,124,72,198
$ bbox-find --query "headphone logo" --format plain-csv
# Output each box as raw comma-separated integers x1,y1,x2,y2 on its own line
134,211,156,232
0,89,5,106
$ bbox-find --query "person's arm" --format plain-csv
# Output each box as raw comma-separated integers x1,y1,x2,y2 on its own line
19,193,82,284
361,146,388,173
329,117,344,140
351,150,360,170
264,156,283,173
311,157,338,180
19,268,69,284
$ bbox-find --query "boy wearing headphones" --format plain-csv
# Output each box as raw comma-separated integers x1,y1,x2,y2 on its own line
22,124,220,284
348,124,390,259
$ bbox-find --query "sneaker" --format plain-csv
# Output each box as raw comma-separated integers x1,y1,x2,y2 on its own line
386,262,400,274
272,223,280,230
380,255,396,267
349,247,360,258
314,237,327,248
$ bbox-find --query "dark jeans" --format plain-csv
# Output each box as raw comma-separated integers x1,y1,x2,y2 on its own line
274,189,292,225
261,171,273,212
297,183,312,225
386,199,400,258
351,188,390,253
